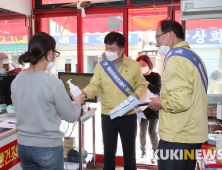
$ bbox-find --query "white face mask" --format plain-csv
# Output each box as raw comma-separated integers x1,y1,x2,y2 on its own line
158,33,172,56
46,55,55,70
141,67,149,74
105,50,121,61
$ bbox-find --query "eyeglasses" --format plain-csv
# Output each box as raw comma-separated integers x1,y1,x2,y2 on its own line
52,50,60,57
155,31,169,41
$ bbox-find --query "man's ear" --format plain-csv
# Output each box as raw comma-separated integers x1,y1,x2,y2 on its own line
169,31,175,39
120,47,125,53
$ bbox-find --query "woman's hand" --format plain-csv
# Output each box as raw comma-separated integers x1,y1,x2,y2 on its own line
81,89,87,98
70,92,86,104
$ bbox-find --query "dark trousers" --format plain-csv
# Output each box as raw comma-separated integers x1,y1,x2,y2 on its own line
157,139,202,170
101,114,137,170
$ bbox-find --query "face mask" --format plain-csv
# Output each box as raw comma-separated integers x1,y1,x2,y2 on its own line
158,33,172,56
141,67,149,74
46,55,55,70
105,50,120,61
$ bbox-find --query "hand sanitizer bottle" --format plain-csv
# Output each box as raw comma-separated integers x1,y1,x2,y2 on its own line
215,130,222,159
66,79,81,97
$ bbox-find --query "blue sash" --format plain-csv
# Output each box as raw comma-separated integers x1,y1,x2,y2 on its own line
164,47,208,94
100,58,147,121
100,58,135,96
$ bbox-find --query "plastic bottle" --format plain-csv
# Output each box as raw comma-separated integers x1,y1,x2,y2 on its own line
66,79,81,97
215,130,222,159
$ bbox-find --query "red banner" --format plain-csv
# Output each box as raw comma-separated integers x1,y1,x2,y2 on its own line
0,140,20,170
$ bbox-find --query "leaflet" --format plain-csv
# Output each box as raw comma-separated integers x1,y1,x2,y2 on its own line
110,95,140,120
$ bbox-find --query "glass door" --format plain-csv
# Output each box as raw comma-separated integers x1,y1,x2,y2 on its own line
38,13,83,148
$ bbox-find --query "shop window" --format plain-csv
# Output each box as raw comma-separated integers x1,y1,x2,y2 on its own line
180,9,222,104
128,7,167,75
186,19,222,96
40,16,77,77
0,18,28,69
87,56,102,73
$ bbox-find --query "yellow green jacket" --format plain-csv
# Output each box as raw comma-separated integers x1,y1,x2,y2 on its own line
159,41,208,143
84,55,147,115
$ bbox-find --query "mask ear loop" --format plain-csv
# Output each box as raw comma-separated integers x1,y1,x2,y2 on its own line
45,51,51,62
117,48,122,57
47,55,50,62
162,33,170,46
168,38,172,47
47,51,55,62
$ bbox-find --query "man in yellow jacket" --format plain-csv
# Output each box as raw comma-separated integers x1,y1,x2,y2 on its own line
83,32,147,170
149,20,208,170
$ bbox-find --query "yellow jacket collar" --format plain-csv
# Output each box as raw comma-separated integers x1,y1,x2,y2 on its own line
173,41,190,49
122,54,129,66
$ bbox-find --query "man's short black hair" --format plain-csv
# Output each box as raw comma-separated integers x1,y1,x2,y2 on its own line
158,20,185,40
211,70,222,80
104,32,126,48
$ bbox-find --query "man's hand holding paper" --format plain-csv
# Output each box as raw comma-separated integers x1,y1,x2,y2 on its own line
148,97,162,111
139,86,158,111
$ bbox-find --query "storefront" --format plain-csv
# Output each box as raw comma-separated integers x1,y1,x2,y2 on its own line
0,0,222,169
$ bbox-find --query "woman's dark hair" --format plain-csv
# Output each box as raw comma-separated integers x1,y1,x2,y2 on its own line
136,55,154,70
211,70,222,80
158,20,185,40
104,32,126,48
18,32,56,65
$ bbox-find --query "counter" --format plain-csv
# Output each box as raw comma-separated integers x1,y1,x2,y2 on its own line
0,113,21,170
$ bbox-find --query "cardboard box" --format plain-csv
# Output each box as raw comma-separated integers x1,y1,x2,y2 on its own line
64,147,72,156
64,142,76,148
64,137,75,144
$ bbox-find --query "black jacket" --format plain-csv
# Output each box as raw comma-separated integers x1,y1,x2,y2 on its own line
143,72,161,119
